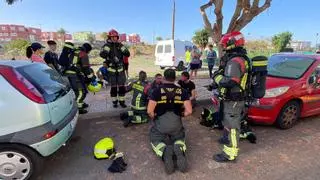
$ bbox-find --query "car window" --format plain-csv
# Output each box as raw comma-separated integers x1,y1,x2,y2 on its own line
268,56,315,79
17,63,70,102
164,45,172,53
309,64,320,85
157,45,163,53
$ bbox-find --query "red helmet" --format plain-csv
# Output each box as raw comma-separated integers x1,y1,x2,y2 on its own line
220,31,245,50
108,29,119,38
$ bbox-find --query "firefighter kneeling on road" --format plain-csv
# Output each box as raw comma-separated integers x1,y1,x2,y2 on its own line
120,71,150,127
148,69,192,174
211,31,250,163
100,29,130,108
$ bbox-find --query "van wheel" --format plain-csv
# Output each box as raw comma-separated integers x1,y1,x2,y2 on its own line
160,66,165,70
177,62,184,71
0,144,43,180
276,101,300,129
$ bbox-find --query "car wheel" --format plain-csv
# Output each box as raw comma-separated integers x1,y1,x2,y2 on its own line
160,66,165,70
276,101,300,129
0,144,43,180
177,61,184,71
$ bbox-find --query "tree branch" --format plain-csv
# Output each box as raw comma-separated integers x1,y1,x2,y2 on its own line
200,0,214,35
227,0,243,33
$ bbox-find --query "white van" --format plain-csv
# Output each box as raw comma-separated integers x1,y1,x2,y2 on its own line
155,40,194,71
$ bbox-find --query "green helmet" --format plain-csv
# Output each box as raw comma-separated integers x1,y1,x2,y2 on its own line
88,81,102,93
94,137,115,159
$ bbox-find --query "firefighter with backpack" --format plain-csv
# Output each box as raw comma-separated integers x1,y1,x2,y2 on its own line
59,42,100,114
100,29,130,108
210,31,267,162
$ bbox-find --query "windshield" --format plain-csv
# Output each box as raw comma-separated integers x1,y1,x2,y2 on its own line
17,63,70,102
267,55,315,79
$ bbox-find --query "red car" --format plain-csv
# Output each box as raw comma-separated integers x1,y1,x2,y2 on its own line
248,53,320,129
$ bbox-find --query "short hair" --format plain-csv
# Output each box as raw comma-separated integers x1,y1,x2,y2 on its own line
208,44,213,48
164,69,176,82
155,73,162,78
181,71,190,79
139,71,147,81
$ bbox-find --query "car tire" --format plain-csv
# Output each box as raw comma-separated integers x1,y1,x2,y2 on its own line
160,66,165,70
276,101,300,129
177,61,184,71
0,144,43,180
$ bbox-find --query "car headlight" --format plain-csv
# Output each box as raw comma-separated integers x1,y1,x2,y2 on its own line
264,86,290,98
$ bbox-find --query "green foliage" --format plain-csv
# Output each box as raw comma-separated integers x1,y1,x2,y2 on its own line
156,36,163,41
192,29,210,49
4,39,30,57
87,33,96,44
101,32,108,40
272,32,293,52
6,0,18,5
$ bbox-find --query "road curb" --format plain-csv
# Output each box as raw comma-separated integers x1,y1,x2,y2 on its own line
79,98,212,120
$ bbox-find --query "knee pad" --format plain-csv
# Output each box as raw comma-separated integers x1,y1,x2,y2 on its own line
174,140,186,153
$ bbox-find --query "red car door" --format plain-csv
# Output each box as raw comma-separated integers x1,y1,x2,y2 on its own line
301,63,320,116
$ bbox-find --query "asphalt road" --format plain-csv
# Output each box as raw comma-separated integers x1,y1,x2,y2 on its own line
37,106,320,180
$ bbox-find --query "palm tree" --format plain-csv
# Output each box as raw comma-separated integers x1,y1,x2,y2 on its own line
57,28,67,42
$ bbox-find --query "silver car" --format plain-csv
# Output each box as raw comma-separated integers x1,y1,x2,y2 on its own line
0,60,78,180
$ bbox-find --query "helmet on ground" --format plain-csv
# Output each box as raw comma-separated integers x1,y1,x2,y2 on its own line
108,29,119,38
220,31,245,50
94,137,115,159
88,80,102,93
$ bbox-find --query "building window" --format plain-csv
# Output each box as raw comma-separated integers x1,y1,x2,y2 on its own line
32,29,36,33
11,33,17,36
3,33,8,36
10,26,16,31
1,27,6,31
19,27,25,32
0,33,2,36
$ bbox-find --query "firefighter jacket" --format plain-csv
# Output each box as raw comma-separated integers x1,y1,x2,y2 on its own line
100,41,130,74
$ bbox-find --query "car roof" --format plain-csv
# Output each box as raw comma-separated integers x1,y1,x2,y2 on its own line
0,60,35,68
272,53,320,60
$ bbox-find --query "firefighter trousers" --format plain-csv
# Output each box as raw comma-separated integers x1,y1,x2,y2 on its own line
109,71,126,104
150,112,186,158
221,100,245,160
127,109,149,124
67,75,87,109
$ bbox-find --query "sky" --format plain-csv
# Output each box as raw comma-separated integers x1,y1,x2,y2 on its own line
0,0,320,45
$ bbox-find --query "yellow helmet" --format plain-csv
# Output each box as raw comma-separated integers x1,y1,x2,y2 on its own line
94,137,115,159
88,81,102,93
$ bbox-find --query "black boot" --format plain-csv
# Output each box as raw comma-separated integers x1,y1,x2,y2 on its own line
113,101,118,108
120,112,128,121
82,103,89,109
79,108,88,114
173,145,187,173
213,153,235,163
162,145,175,174
123,118,132,128
119,101,127,108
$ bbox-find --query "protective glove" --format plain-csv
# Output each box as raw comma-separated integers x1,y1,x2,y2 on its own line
104,46,111,53
120,46,128,53
108,152,127,173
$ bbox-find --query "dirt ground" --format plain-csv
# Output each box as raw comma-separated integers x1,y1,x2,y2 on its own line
37,104,320,180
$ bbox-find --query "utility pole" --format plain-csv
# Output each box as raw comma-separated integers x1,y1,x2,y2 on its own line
316,33,319,49
171,0,175,40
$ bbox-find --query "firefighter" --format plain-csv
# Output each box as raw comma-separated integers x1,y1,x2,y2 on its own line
120,71,150,127
211,31,250,163
59,42,95,114
148,69,192,174
100,29,130,108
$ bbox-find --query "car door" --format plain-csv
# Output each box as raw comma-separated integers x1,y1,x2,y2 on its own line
301,63,320,116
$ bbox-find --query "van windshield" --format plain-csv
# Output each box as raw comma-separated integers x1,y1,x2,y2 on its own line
17,63,70,102
267,55,315,79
